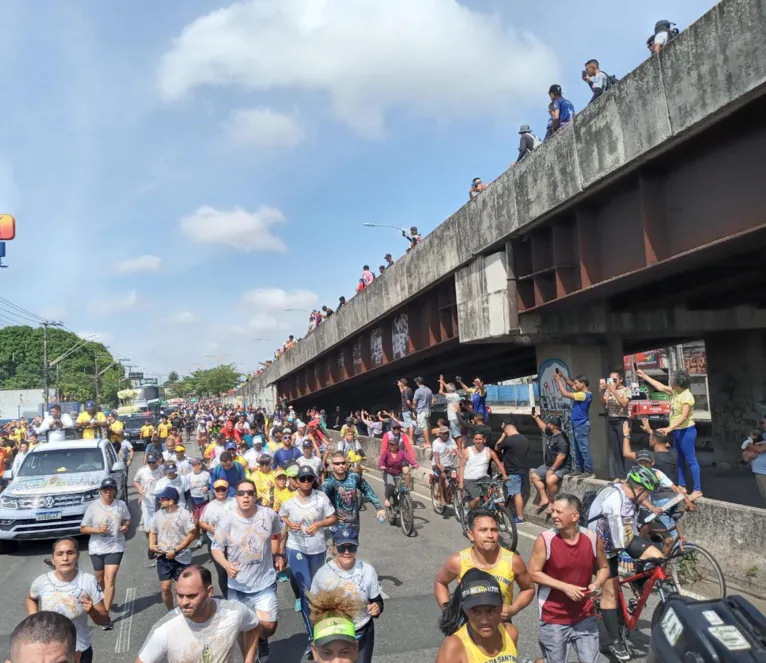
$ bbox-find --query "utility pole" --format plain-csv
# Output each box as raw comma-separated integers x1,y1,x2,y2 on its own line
42,321,63,412
95,355,99,404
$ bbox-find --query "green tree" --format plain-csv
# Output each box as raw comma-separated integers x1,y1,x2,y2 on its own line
0,325,124,407
167,370,180,384
172,364,239,397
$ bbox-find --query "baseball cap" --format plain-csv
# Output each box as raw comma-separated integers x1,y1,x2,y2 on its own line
549,84,562,95
213,479,229,489
163,462,177,473
190,457,201,465
146,453,159,463
297,421,306,429
285,464,300,478
85,400,95,409
224,441,237,450
175,445,186,452
157,486,180,502
258,454,272,464
636,449,654,463
274,468,287,478
544,415,562,429
519,124,532,134
460,571,503,610
313,617,357,648
333,526,359,546
100,477,118,491
297,466,316,481
302,440,313,448
438,426,450,434
282,427,292,434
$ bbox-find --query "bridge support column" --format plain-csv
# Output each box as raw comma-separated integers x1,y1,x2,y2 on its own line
536,338,623,479
705,330,766,468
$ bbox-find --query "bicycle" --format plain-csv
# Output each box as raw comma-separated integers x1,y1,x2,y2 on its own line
457,475,517,551
384,472,415,537
429,467,459,516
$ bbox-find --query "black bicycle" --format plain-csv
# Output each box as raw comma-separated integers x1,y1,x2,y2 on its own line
457,475,517,551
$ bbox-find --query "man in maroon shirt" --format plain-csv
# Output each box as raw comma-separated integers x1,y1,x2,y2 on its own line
528,494,610,663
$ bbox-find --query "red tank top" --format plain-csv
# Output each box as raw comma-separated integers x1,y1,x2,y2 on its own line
538,528,597,625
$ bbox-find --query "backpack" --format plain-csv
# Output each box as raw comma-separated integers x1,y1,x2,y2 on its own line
578,485,622,528
603,73,619,91
530,133,543,150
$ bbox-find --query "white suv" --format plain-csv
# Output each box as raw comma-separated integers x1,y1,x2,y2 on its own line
0,438,128,552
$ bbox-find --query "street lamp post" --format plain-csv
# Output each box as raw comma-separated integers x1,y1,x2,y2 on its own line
283,308,312,313
362,222,408,233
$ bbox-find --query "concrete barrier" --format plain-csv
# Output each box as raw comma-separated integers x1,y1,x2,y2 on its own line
328,430,766,598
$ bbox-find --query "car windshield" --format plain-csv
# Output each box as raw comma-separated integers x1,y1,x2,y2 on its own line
17,448,105,476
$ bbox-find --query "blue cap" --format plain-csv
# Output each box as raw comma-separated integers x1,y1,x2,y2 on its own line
157,486,179,502
224,441,237,450
146,453,159,463
333,526,359,546
85,400,95,409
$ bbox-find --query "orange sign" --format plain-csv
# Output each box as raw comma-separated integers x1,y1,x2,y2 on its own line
0,215,15,240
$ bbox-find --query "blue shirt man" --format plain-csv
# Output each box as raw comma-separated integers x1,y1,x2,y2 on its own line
413,382,434,412
209,452,246,497
549,84,575,131
272,442,302,469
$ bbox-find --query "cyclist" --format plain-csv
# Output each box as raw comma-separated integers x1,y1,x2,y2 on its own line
336,429,366,461
435,569,518,663
322,451,385,530
434,507,534,645
458,432,507,511
587,465,665,661
432,426,459,507
75,401,107,440
378,436,418,509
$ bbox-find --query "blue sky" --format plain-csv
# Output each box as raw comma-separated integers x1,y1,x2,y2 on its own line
0,0,718,380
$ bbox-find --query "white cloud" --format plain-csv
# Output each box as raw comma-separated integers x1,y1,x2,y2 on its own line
242,288,318,310
224,107,304,148
114,254,162,274
157,0,559,135
159,311,198,325
38,306,68,321
90,291,139,315
180,206,286,252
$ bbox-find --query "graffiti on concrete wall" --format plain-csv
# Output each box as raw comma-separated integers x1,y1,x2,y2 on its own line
370,328,383,366
684,347,707,375
392,313,409,360
537,358,574,469
352,338,363,367
337,352,345,373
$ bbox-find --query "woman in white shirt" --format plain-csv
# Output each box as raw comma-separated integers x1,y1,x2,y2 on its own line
27,537,109,663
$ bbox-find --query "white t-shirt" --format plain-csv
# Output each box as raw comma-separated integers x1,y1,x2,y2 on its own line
432,438,458,469
212,507,284,593
162,450,177,462
297,454,323,476
151,508,196,565
311,559,381,630
444,393,460,421
154,474,191,509
243,448,261,471
81,499,130,555
35,414,75,442
138,599,258,663
188,470,211,500
279,491,335,555
30,571,104,652
119,440,134,463
134,465,163,512
200,498,234,541
175,458,192,477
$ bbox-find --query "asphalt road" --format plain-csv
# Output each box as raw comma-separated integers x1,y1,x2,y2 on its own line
0,460,661,662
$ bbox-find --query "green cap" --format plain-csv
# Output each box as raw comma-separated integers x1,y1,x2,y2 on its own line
313,617,357,647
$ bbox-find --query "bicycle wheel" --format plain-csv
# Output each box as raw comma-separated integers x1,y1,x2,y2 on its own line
431,480,445,515
400,494,415,536
668,543,726,599
495,506,517,552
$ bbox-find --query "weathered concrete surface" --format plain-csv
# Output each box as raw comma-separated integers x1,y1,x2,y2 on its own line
242,0,766,396
455,251,513,342
338,430,766,597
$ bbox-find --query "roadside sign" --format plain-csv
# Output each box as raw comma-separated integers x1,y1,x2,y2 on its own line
128,372,144,380
0,215,15,240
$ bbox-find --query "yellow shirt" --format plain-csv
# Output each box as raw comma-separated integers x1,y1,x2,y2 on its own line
158,423,171,439
233,456,250,478
671,389,695,429
76,411,106,440
140,424,155,439
339,425,358,438
273,486,294,512
453,623,517,663
108,420,124,443
458,547,516,606
253,471,276,505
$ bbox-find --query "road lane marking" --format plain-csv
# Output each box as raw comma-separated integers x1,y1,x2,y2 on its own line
115,586,136,654
362,472,541,542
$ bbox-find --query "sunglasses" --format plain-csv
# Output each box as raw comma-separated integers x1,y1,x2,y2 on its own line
214,488,228,492
259,462,270,466
332,461,348,466
237,490,256,497
337,543,358,554
298,477,314,483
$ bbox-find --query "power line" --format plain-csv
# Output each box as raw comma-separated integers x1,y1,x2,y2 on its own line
0,306,43,326
0,296,46,323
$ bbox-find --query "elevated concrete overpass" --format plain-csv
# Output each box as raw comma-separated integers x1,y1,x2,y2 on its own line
239,0,766,473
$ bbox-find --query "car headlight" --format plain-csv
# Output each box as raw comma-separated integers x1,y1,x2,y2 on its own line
0,495,19,509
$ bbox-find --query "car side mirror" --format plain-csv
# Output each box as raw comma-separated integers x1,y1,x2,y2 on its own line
111,461,127,473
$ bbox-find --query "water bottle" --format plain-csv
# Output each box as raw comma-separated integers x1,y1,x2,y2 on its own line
377,512,385,524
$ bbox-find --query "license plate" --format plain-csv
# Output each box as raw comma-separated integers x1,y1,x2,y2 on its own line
35,511,62,522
